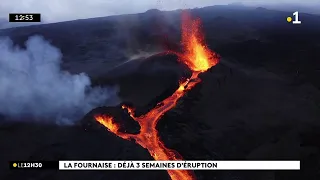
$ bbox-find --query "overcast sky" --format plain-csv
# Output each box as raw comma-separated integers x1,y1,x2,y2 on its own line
1,0,319,22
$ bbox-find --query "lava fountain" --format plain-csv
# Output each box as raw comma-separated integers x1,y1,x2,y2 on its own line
95,11,219,180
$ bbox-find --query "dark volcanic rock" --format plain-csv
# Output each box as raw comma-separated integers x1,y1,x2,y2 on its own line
1,5,320,180
95,53,190,82
92,53,192,111
80,105,140,135
0,121,170,180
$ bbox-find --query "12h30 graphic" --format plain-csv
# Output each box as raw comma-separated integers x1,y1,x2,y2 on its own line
287,11,302,24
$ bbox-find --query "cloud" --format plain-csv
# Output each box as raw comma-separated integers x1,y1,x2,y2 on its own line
0,35,121,124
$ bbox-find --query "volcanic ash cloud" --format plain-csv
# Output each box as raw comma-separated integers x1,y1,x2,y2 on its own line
0,35,121,125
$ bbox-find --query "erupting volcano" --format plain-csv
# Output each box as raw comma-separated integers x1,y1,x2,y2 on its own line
95,11,219,180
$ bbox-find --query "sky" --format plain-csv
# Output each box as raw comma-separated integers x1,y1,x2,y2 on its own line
0,0,319,22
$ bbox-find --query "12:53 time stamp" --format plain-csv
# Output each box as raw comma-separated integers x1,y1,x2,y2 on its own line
9,13,41,22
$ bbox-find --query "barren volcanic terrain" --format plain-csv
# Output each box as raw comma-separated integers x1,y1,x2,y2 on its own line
1,5,320,180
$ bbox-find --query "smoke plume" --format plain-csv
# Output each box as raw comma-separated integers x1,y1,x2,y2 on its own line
0,35,121,125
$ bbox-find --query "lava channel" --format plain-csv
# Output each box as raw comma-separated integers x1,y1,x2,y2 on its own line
95,10,219,180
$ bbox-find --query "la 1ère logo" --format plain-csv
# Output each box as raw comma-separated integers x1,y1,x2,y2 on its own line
287,11,302,24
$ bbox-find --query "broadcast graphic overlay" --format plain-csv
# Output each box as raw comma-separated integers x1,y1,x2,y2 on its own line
10,161,58,170
10,160,300,170
8,13,41,22
286,11,302,24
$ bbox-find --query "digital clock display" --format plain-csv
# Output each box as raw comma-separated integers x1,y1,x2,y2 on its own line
9,13,41,22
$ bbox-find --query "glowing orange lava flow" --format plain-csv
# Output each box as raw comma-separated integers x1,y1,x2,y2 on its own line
95,11,219,180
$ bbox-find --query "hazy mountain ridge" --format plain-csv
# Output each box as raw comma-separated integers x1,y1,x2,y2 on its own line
1,5,319,79
1,4,320,180
1,5,319,89
0,18,43,29
260,3,320,15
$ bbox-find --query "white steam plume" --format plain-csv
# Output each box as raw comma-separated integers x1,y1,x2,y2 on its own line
0,35,121,125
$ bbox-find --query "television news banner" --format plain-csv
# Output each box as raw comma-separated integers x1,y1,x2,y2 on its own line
8,12,300,172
